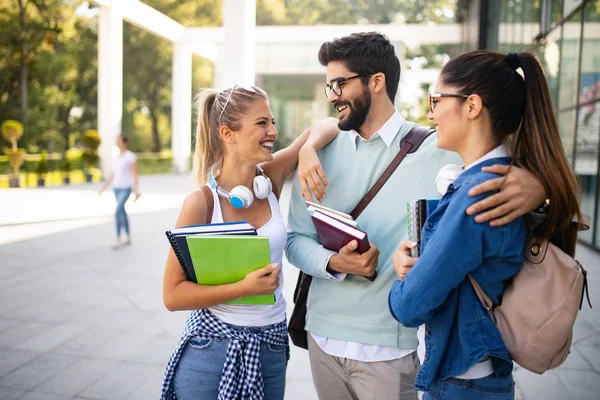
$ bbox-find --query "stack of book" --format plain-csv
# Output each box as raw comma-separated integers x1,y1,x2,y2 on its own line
306,201,370,254
165,221,274,305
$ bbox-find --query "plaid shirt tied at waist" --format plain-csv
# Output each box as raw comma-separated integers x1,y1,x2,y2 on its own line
161,309,289,400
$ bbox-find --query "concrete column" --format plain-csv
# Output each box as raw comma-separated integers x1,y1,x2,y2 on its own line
97,0,123,178
218,0,256,89
172,42,193,173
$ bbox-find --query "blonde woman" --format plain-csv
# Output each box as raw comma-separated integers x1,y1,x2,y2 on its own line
161,85,338,400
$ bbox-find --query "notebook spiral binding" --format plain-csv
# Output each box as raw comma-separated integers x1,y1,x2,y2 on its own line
165,231,192,282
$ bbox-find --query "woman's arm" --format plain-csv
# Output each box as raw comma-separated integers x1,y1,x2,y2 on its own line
389,185,509,327
98,173,114,195
262,117,339,199
162,191,281,311
467,165,547,226
131,161,141,200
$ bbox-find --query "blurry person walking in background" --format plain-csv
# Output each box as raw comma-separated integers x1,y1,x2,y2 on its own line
98,134,141,249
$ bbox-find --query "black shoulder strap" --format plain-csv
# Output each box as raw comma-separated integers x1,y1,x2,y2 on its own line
350,126,434,219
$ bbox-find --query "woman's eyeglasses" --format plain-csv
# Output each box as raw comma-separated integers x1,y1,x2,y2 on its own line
429,93,470,113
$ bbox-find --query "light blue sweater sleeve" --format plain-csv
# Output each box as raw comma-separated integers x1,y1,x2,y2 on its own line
285,171,338,281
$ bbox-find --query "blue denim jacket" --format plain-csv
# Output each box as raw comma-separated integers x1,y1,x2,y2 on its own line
388,157,526,391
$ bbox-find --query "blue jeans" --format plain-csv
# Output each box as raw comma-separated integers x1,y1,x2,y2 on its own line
173,326,288,400
113,188,131,236
424,374,514,400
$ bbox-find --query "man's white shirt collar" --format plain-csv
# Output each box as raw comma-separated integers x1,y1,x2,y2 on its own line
347,110,404,151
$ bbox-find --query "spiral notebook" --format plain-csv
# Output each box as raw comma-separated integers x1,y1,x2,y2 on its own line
165,221,256,282
406,199,439,257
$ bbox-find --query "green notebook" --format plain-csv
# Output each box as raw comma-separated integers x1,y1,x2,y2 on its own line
186,235,275,305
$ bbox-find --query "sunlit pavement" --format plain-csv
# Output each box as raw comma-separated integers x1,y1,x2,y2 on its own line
0,174,598,399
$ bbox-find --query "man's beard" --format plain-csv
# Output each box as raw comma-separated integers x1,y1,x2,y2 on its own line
337,88,371,131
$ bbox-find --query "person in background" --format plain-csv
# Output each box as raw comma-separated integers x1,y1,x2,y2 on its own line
160,85,337,400
98,134,140,249
389,50,581,399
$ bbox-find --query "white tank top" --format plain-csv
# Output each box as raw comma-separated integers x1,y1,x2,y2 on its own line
206,185,287,327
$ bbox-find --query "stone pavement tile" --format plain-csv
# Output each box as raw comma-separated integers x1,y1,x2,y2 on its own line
286,347,313,381
124,365,165,400
514,383,526,400
1,301,85,325
35,358,119,396
0,320,59,348
152,312,189,338
50,286,133,310
557,346,594,371
93,332,157,361
0,347,42,378
78,361,158,400
0,318,20,334
0,353,79,390
577,332,600,371
52,329,118,358
513,368,573,400
556,370,600,400
126,334,177,366
88,309,150,333
66,307,119,330
0,293,37,318
0,386,27,400
572,319,596,345
19,391,74,400
285,378,318,400
15,324,85,352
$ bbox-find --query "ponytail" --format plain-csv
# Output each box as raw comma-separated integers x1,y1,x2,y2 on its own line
511,52,581,255
193,89,220,186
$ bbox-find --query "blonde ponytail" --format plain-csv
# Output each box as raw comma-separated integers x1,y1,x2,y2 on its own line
193,89,219,186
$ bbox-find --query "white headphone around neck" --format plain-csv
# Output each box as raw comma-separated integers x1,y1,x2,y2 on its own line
208,166,272,209
435,164,463,196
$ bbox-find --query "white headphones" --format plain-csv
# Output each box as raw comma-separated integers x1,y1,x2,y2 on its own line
435,164,463,196
209,166,272,209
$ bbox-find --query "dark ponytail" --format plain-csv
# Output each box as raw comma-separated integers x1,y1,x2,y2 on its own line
511,52,581,255
440,51,581,255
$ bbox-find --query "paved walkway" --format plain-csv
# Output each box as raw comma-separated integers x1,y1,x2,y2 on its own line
0,174,598,400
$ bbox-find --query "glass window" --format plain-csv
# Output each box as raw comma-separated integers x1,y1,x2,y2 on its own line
558,9,582,109
575,102,600,244
580,1,600,105
552,0,564,26
541,27,563,109
564,0,584,18
558,108,577,162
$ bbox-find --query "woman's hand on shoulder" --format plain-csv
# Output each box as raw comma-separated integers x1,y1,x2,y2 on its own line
298,144,328,202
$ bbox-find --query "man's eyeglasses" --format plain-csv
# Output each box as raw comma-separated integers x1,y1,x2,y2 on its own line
324,75,366,98
429,93,469,113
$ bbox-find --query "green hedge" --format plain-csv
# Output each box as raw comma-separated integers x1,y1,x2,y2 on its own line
0,153,172,176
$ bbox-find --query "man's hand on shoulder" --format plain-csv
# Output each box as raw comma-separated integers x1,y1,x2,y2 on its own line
466,164,547,227
327,240,379,278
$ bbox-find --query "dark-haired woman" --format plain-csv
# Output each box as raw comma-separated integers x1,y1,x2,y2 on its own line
389,51,581,399
98,134,141,248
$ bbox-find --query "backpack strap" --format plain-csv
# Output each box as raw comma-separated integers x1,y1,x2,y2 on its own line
201,185,214,224
350,125,435,219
